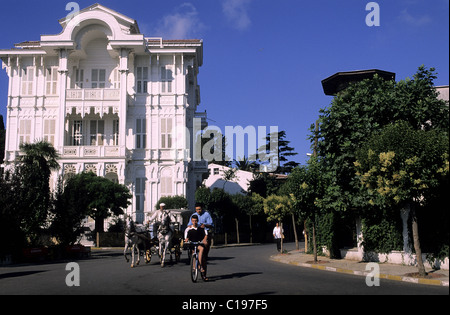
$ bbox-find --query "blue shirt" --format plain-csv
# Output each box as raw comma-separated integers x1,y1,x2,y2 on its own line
188,211,214,232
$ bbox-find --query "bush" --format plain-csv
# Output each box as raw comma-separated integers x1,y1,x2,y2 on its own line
155,195,188,210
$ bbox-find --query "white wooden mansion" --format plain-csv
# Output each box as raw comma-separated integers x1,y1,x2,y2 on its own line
0,4,208,223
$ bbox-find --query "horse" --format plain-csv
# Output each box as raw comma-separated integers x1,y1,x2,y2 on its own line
156,211,174,267
124,219,151,268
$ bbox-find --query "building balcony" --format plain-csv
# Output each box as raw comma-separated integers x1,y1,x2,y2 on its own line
61,145,126,159
65,89,120,118
66,89,120,101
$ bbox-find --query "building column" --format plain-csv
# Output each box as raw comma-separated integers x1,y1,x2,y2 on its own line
57,49,69,151
4,57,14,161
118,48,129,149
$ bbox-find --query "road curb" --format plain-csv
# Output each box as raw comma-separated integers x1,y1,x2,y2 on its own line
271,255,449,287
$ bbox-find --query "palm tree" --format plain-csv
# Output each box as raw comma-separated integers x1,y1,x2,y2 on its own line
19,140,60,171
18,140,60,245
234,156,259,172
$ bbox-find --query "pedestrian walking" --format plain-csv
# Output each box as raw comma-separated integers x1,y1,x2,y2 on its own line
273,222,284,252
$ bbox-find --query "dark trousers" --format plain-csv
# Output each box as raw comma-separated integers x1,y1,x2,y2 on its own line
275,238,281,251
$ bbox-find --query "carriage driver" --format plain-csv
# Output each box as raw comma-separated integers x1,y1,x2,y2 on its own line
147,203,171,240
184,214,209,280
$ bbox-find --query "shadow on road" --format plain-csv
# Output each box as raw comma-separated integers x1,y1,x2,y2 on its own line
207,272,262,282
208,256,234,261
92,251,125,259
0,270,48,280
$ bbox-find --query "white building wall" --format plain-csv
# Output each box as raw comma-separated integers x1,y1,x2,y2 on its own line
1,4,208,224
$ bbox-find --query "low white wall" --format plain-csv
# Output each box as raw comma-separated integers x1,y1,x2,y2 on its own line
340,248,449,270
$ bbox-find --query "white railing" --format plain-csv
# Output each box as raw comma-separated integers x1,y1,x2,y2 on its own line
66,89,120,101
62,146,125,158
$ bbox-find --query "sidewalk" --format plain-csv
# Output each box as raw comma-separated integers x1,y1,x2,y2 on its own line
271,249,449,287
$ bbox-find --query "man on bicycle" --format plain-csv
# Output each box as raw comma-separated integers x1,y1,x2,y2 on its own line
184,214,209,280
187,203,214,272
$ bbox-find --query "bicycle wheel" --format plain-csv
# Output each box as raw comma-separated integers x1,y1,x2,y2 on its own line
191,253,199,283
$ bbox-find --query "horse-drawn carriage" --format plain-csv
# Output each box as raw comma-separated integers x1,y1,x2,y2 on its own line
124,209,193,268
167,209,193,263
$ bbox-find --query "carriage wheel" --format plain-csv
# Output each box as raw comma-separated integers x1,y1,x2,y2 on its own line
175,246,181,262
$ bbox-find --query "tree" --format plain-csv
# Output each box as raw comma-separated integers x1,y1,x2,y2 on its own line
208,188,233,234
313,66,449,256
316,66,449,214
274,130,299,174
155,195,188,210
248,193,265,243
17,140,60,245
285,158,330,263
0,169,27,256
50,177,89,246
256,130,299,174
248,172,284,198
222,167,238,190
58,172,131,233
199,131,232,167
195,186,211,208
230,193,253,244
355,121,449,276
195,186,239,241
234,156,258,172
263,194,292,253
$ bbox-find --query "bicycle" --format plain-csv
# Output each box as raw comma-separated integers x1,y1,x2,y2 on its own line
185,241,204,283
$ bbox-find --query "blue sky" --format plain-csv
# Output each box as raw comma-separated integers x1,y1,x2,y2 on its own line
0,0,448,165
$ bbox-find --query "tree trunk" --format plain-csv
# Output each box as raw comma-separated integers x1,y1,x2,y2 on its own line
95,217,104,233
312,217,317,263
280,221,284,254
235,217,240,244
304,219,308,253
292,213,299,250
249,214,253,244
410,203,427,277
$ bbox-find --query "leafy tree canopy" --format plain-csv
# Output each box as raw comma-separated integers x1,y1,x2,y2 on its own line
315,65,449,211
355,121,449,208
155,195,188,210
60,172,131,232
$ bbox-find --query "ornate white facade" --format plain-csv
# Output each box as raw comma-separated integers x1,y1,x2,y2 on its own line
0,4,208,222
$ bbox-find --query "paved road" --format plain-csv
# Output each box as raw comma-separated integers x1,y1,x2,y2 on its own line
0,243,448,296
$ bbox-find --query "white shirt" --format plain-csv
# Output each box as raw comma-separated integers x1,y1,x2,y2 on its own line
149,210,170,223
273,226,283,239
